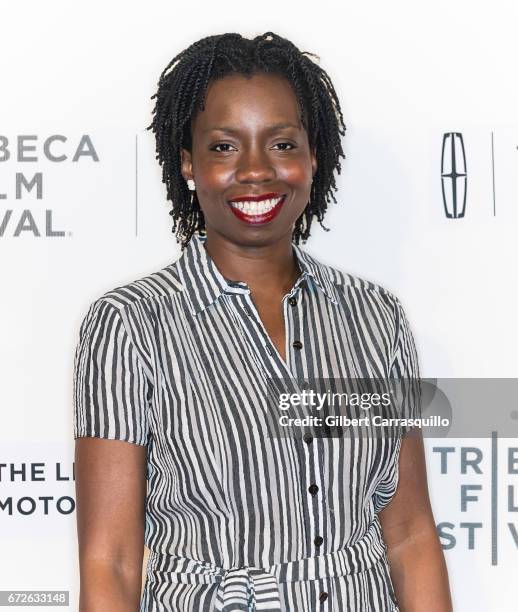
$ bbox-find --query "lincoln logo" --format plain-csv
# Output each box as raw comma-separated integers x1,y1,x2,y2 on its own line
441,132,467,218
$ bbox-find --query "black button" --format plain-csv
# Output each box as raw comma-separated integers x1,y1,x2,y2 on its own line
293,340,303,350
319,591,328,603
300,380,310,390
288,296,297,306
308,484,319,496
303,432,313,444
314,535,323,546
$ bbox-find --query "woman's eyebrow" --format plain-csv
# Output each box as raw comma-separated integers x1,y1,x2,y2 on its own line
204,122,301,134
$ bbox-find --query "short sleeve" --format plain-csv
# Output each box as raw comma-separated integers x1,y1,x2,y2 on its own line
73,298,152,446
390,296,422,425
373,296,422,513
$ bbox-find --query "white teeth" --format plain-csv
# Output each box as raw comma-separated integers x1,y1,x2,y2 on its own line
229,196,283,215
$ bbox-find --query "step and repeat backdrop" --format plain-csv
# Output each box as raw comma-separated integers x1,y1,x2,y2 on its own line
1,1,517,610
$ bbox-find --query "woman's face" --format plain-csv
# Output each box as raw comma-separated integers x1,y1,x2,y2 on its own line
181,72,317,246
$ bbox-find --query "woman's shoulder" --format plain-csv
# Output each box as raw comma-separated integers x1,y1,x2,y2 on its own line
85,261,184,315
299,245,402,309
334,266,400,302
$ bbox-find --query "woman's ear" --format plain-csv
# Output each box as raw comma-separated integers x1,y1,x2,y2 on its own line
180,148,193,182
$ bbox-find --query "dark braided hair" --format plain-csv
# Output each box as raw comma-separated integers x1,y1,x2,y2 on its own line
147,32,346,250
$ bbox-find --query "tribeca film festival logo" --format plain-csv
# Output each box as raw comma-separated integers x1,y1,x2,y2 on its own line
0,135,99,238
433,436,518,566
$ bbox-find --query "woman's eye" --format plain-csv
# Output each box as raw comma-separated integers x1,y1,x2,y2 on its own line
272,142,296,151
210,143,235,153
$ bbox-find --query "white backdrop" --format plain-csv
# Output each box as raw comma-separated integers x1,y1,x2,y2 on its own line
1,0,517,610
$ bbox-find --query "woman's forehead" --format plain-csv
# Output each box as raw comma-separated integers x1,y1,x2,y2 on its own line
193,72,302,132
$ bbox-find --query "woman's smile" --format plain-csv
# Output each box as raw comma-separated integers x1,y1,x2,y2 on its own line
227,192,287,225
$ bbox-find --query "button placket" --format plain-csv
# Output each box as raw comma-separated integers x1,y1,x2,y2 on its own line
288,284,327,557
288,286,319,555
312,435,329,556
283,287,307,388
281,283,303,375
303,434,327,557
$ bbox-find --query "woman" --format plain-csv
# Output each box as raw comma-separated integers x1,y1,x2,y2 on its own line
73,32,452,611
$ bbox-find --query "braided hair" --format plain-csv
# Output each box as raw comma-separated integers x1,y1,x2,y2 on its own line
147,32,346,250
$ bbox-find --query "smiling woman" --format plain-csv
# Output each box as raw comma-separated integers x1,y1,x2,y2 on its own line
73,32,452,612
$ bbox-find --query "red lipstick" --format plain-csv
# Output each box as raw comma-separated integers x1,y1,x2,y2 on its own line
227,193,286,225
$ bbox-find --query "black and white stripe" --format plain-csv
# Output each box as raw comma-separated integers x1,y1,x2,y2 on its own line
73,233,420,611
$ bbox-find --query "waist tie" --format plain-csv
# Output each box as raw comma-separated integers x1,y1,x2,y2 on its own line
146,516,387,611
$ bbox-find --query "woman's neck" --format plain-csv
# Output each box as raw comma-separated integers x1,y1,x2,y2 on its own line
202,231,301,299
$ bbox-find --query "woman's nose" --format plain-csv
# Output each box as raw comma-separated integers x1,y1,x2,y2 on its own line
235,148,276,183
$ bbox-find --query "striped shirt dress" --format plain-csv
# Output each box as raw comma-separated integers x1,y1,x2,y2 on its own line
73,232,420,611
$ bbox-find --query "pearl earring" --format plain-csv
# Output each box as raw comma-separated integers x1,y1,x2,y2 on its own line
187,179,196,191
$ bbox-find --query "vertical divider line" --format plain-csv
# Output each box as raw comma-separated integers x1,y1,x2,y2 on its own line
135,134,138,237
491,131,496,217
491,430,498,565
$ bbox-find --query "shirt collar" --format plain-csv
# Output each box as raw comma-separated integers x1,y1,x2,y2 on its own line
176,233,340,316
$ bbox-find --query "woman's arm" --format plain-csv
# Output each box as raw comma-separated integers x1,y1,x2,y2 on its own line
75,437,147,611
379,429,453,612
